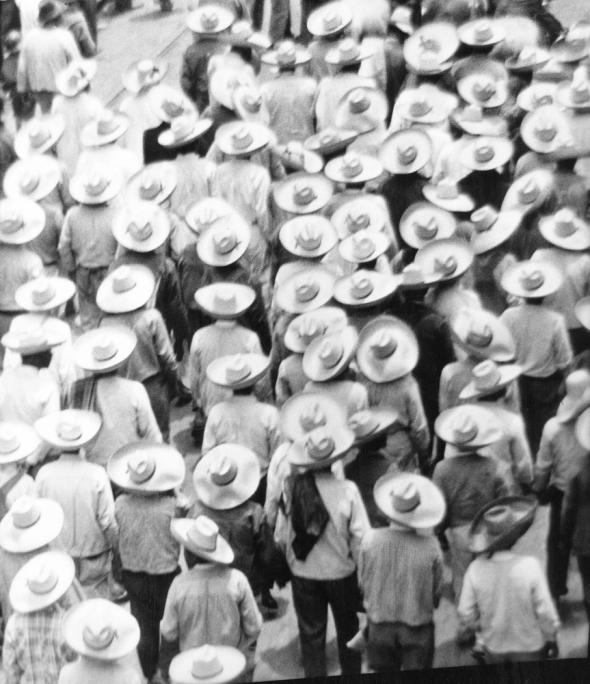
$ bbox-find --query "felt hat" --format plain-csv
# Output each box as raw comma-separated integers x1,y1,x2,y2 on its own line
338,229,390,264
108,442,186,494
287,425,355,470
9,550,74,613
324,153,383,185
96,264,155,314
15,276,76,313
558,369,590,425
63,598,140,660
459,359,522,401
379,129,432,175
333,270,399,309
0,496,64,553
149,85,196,124
335,87,387,134
275,264,336,314
126,162,178,205
158,113,213,148
469,495,537,554
500,259,563,299
80,110,129,147
194,282,255,320
302,325,358,382
279,215,338,259
196,216,251,267
185,197,243,237
73,326,137,374
575,406,590,450
397,85,456,124
451,104,507,137
3,155,61,202
112,200,170,253
307,1,351,37
232,85,269,125
171,516,234,564
435,404,503,450
35,409,101,451
206,353,270,390
576,297,590,332
55,59,96,97
505,46,550,73
460,135,514,171
69,165,124,205
458,18,505,47
272,172,334,215
451,307,515,362
280,391,347,442
469,205,523,255
357,315,418,383
277,142,323,175
454,56,509,109
517,82,559,112
170,645,246,684
1,315,66,355
304,128,358,157
187,5,235,34
122,58,167,94
193,444,260,510
348,407,401,446
521,104,573,154
215,121,271,156
501,168,554,214
0,197,45,245
403,22,459,75
325,38,372,69
14,115,65,159
284,306,347,354
0,422,42,465
399,202,457,250
330,195,388,239
422,179,475,213
539,207,590,251
374,472,445,529
413,237,474,283
262,40,311,68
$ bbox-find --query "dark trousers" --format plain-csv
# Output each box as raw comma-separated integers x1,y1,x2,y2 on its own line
570,327,590,358
122,568,179,678
291,573,361,678
578,556,590,657
143,373,171,442
519,372,563,455
367,620,434,672
547,486,570,598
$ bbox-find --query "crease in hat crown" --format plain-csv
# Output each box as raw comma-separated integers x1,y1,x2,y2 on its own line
191,645,224,679
466,321,493,347
294,276,320,302
209,455,238,486
111,266,136,293
56,420,83,442
127,454,156,483
319,339,344,368
554,208,579,237
472,205,497,232
26,562,58,595
92,334,118,362
11,496,41,529
293,183,317,206
188,516,220,552
295,222,322,251
225,355,252,382
297,316,325,345
139,173,162,200
305,428,336,460
434,255,458,276
472,359,502,390
371,329,397,359
349,410,378,438
341,154,363,178
414,215,438,241
82,622,117,651
392,481,420,513
451,414,478,444
300,402,327,432
519,267,545,291
31,278,56,305
350,271,373,299
351,232,377,260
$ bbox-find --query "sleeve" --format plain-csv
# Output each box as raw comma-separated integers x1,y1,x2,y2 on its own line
552,315,573,372
2,616,22,684
188,332,201,405
201,408,220,455
533,421,554,493
159,578,180,642
530,558,560,640
431,463,449,531
274,361,291,407
16,41,29,93
265,409,283,462
95,470,118,548
150,311,178,377
561,473,579,548
510,418,534,487
347,482,370,566
133,383,162,442
405,380,430,459
264,444,288,529
237,571,263,642
432,545,444,608
158,263,191,358
457,563,479,639
253,170,272,242
352,383,369,414
58,210,76,276
438,364,453,413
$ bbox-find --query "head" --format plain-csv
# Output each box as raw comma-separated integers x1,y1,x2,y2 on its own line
232,385,255,397
184,548,208,568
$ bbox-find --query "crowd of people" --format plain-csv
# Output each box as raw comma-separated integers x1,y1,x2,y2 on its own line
1,0,590,681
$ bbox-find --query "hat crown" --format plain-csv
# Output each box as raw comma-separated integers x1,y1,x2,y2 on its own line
20,170,40,194
474,143,494,163
9,325,48,348
397,143,418,165
277,41,297,65
345,211,370,232
319,339,344,368
351,233,376,259
240,90,262,114
137,59,156,78
433,255,458,276
349,90,370,114
554,208,578,237
0,208,24,235
162,96,186,118
96,111,118,135
294,276,320,303
305,428,336,460
408,96,432,118
350,271,373,299
127,220,154,242
82,622,117,651
209,455,238,486
533,118,557,142
83,172,109,197
187,516,219,552
418,35,441,55
139,173,162,200
31,278,56,306
414,215,438,241
466,321,493,347
565,369,590,399
295,222,322,251
56,420,82,442
323,10,342,31
473,19,493,42
337,38,360,61
26,562,58,595
472,205,497,232
231,126,254,151
518,178,540,204
170,115,195,141
28,121,50,148
402,264,424,285
435,178,459,200
450,414,478,444
0,426,20,454
349,410,378,438
213,227,238,255
461,104,484,122
191,645,224,679
391,481,420,513
532,90,553,107
200,9,220,30
225,355,252,383
111,266,136,293
11,496,41,529
518,46,538,65
482,504,516,535
341,153,363,179
66,66,87,90
127,454,156,483
92,334,118,362
297,316,325,345
293,184,317,206
212,286,238,314
371,330,397,359
472,78,496,102
472,359,502,390
319,129,338,145
572,69,590,102
519,267,545,291
300,402,327,432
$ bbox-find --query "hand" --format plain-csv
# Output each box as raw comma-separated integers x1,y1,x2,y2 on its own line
544,640,559,659
470,645,486,664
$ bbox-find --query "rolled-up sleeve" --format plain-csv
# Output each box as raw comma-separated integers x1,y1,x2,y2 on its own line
160,579,180,642
237,571,263,643
133,383,163,443
530,558,560,640
348,482,370,566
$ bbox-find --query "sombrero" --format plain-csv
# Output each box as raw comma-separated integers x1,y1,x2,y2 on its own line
422,179,475,213
396,84,456,124
501,168,554,214
451,307,515,362
302,325,358,382
0,497,63,553
187,5,235,34
305,128,358,157
460,135,514,171
275,264,336,314
108,442,186,494
374,472,445,529
451,104,507,137
277,142,324,175
121,58,167,94
80,110,129,147
0,422,42,465
158,113,213,148
232,85,269,125
458,18,505,47
501,259,563,299
194,282,256,320
112,200,170,253
280,391,346,442
3,155,61,202
333,270,399,309
215,121,271,156
470,205,523,255
1,315,66,355
126,162,177,205
325,38,373,69
284,306,348,354
435,404,503,450
459,359,522,401
185,197,240,236
521,104,573,154
196,216,251,267
335,87,388,134
96,264,155,314
14,115,65,158
330,195,388,238
34,409,102,451
170,645,246,684
149,85,196,124
272,172,334,215
262,41,311,68
356,315,418,383
287,425,355,470
55,59,96,97
505,46,550,73
73,326,137,374
69,165,123,205
349,407,401,446
551,33,589,64
454,56,509,109
324,152,383,185
557,67,590,112
379,128,432,175
15,276,76,313
171,516,234,564
307,1,352,37
206,353,270,390
539,207,590,251
413,237,474,283
399,201,457,249
9,550,74,614
517,82,559,112
403,22,459,74
0,197,45,245
338,229,390,264
279,215,338,259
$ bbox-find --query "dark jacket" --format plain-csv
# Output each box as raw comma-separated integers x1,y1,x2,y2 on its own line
561,452,590,556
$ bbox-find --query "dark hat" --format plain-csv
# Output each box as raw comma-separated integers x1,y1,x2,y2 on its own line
38,0,65,25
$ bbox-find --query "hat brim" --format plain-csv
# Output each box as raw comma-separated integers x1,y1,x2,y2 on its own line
451,308,515,362
1,328,65,356
379,131,432,175
275,266,336,314
0,198,45,245
170,646,246,684
278,145,324,174
304,130,358,157
3,155,61,202
457,76,508,109
273,172,334,215
112,203,171,253
74,326,137,373
194,283,255,320
435,404,503,449
460,137,514,171
215,122,271,157
107,442,186,493
262,48,311,67
413,238,474,283
338,230,389,264
459,364,522,401
186,6,235,34
324,155,383,185
0,499,64,553
559,394,590,425
96,265,155,314
206,353,270,390
0,422,42,465
374,472,446,529
403,22,459,67
69,173,123,205
55,59,97,97
357,315,418,383
307,4,351,37
10,551,74,614
333,271,399,309
331,197,386,238
501,169,554,214
468,495,537,553
325,45,373,68
284,306,348,354
302,326,358,382
556,83,590,112
505,52,550,72
501,261,562,299
80,116,130,148
471,209,523,255
158,119,213,148
539,215,590,251
14,117,65,159
35,409,102,451
280,390,347,442
350,407,402,446
287,427,354,470
400,202,457,250
517,84,558,112
196,220,251,267
451,110,508,137
121,60,167,94
126,162,178,205
149,85,196,124
422,185,475,213
171,518,234,563
457,23,505,47
15,277,76,312
279,215,338,259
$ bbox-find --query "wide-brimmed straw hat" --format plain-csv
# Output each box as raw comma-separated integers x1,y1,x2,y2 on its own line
287,425,354,470
275,264,336,314
112,201,170,253
399,202,457,249
557,67,590,112
96,264,155,314
324,153,383,185
501,259,563,299
338,229,390,264
81,110,129,147
403,22,459,74
171,516,234,564
330,195,387,238
459,359,522,401
187,5,235,34
262,40,311,68
457,66,509,110
10,550,74,613
193,444,260,510
14,115,65,158
349,407,401,446
505,46,550,73
196,216,251,267
284,306,347,354
185,198,242,238
470,205,523,255
521,104,573,154
215,121,271,156
0,197,45,245
280,391,346,441
55,59,97,97
279,215,338,259
122,58,167,94
0,423,41,465
126,162,177,205
149,85,196,124
3,155,61,202
390,5,413,35
451,104,507,137
273,172,334,215
451,307,515,362
335,87,387,134
396,84,456,124
333,270,399,309
435,404,503,450
108,442,185,494
413,238,474,283
305,128,358,157
469,495,537,554
458,18,505,47
69,165,123,205
170,645,246,684
15,276,75,313
558,370,590,425
0,496,64,553
374,472,445,529
2,315,66,355
277,142,323,175
35,409,101,451
501,168,554,214
206,353,270,390
551,31,589,64
158,113,213,148
422,179,475,213
517,82,559,112
325,38,372,68
73,326,137,374
460,135,514,171
307,1,351,37
379,128,431,176
302,325,358,382
539,207,590,251
63,598,140,661
357,315,418,383
195,282,255,320
232,85,269,125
